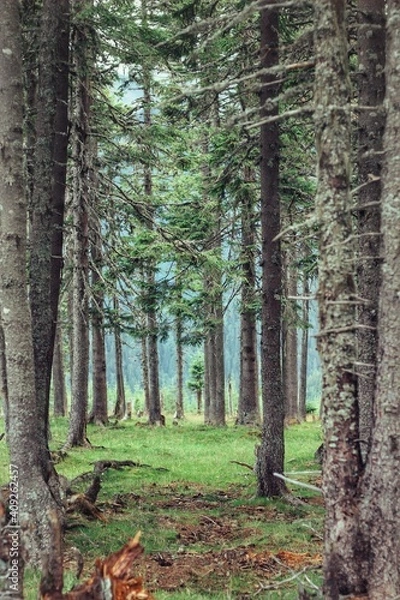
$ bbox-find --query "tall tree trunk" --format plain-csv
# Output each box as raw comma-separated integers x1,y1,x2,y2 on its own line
65,7,92,447
298,276,310,420
29,0,70,450
203,336,211,423
356,0,385,462
140,3,163,426
282,253,299,422
175,317,184,419
256,4,285,498
203,232,225,426
53,324,67,417
141,332,150,415
214,291,225,426
147,282,162,424
0,2,63,591
314,2,365,596
113,297,126,420
360,4,400,596
0,325,9,432
238,168,259,426
89,212,108,425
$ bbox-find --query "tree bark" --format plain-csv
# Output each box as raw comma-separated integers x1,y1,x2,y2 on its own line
141,331,150,415
175,317,185,419
360,4,400,596
0,325,9,432
89,212,108,426
282,252,299,422
65,6,92,447
203,336,211,423
113,297,126,420
314,2,366,596
53,324,67,417
298,276,310,420
256,4,285,498
147,286,163,424
0,1,63,590
356,0,385,462
238,168,259,426
29,0,70,448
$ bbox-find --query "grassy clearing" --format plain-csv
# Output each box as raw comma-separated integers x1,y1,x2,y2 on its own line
0,415,324,599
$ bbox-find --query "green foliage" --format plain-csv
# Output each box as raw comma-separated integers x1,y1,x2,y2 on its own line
187,354,205,392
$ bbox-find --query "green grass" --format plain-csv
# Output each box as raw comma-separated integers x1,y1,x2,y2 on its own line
0,415,324,599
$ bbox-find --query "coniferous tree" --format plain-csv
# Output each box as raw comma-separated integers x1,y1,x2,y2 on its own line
65,0,93,447
256,3,285,498
0,0,63,590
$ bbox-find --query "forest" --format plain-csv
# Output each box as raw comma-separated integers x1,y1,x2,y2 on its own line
0,0,399,599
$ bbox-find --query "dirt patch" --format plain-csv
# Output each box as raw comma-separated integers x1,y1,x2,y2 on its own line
137,547,322,593
158,514,257,546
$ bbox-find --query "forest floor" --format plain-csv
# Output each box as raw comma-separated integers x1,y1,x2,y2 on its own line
0,414,324,599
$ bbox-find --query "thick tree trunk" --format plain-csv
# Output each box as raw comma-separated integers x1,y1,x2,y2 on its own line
29,0,70,449
0,2,63,591
65,10,92,447
360,5,400,596
53,324,67,417
356,0,385,462
314,2,366,596
238,168,259,426
113,297,126,420
256,5,285,498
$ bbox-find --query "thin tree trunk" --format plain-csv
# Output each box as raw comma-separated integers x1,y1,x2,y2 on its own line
356,0,385,462
147,289,162,424
256,4,285,498
196,389,202,414
0,325,8,432
298,276,310,421
203,337,211,423
238,168,259,425
214,295,225,426
283,253,299,422
314,2,365,596
89,213,108,425
53,324,67,417
141,332,150,415
113,297,126,420
205,330,217,423
175,317,184,419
